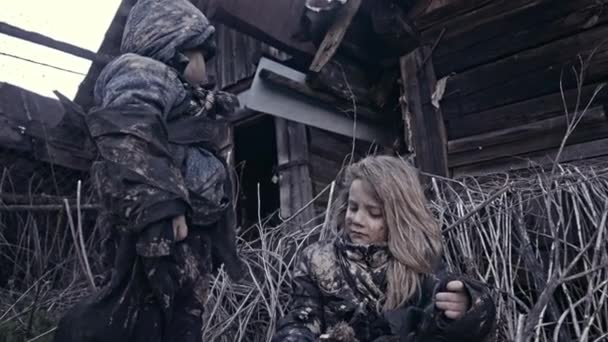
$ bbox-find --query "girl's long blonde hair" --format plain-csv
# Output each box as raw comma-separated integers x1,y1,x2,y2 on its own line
329,155,443,310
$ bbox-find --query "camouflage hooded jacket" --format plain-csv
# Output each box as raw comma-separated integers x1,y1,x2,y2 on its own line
87,0,241,278
273,238,496,342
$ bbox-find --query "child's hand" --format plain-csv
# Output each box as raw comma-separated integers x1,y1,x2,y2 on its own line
172,215,188,242
435,280,470,320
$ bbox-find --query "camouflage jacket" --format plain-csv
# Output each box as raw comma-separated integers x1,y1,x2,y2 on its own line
87,0,241,279
273,238,496,342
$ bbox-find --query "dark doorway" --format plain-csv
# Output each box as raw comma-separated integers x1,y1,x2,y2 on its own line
233,115,280,237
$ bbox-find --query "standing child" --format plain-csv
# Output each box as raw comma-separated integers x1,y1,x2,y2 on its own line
54,1,242,341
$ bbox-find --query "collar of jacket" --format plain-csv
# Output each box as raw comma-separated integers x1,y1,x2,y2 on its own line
335,236,390,268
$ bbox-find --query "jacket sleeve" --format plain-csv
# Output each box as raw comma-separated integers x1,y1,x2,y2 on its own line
420,275,496,342
273,247,325,342
87,54,190,256
384,272,496,342
435,276,496,341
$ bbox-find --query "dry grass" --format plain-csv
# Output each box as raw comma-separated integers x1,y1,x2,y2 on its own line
0,168,104,342
434,164,608,342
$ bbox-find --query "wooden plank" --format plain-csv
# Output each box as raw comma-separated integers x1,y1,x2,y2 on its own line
259,68,379,122
448,106,606,153
443,53,608,118
308,126,380,166
309,153,343,184
275,118,316,228
452,137,608,177
442,23,608,109
207,0,316,58
442,44,608,118
447,84,606,139
412,0,494,30
287,120,315,224
422,0,541,42
0,22,112,64
309,0,362,73
307,125,386,212
275,118,293,219
307,57,374,107
432,0,608,75
400,47,448,177
449,119,608,167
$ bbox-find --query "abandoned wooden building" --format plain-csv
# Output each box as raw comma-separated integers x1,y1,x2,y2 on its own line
2,1,608,341
2,0,608,227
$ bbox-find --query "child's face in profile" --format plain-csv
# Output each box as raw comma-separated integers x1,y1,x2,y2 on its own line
344,179,387,245
183,50,208,86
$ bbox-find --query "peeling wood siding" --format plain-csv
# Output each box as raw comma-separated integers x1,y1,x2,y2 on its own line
209,23,285,91
413,0,608,175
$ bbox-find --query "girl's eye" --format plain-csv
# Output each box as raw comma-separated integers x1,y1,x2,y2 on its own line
370,210,382,218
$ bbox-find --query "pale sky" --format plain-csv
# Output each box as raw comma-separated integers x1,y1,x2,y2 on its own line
0,0,121,99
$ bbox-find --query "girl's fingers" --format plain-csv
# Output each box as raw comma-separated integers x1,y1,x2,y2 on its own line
444,310,464,320
436,300,467,312
446,280,465,292
435,292,468,303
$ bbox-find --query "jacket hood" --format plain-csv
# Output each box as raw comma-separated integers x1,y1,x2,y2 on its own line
121,0,215,65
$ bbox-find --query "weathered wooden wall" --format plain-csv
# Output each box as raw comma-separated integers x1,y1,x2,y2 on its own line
308,126,384,212
416,0,608,176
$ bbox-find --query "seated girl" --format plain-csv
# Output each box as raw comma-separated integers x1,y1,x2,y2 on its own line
273,156,496,342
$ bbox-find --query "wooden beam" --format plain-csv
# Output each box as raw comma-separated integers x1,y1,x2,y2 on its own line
207,0,316,58
447,83,607,139
0,204,100,212
452,137,608,177
412,0,493,30
430,0,605,75
441,24,608,118
442,21,608,99
449,119,608,168
0,21,112,64
399,46,449,177
259,68,380,122
421,0,542,45
448,106,607,153
275,118,316,230
307,57,375,107
309,0,362,73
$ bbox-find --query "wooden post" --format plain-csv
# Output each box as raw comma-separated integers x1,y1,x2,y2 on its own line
274,118,316,231
308,0,362,73
399,46,449,177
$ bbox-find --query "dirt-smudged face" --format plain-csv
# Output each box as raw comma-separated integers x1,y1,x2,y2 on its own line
345,179,387,245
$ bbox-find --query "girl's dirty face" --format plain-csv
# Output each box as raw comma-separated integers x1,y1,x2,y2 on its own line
344,179,387,245
183,50,208,85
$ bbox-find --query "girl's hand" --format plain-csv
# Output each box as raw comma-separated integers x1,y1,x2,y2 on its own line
435,280,470,320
